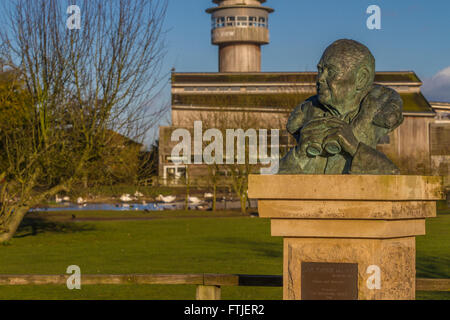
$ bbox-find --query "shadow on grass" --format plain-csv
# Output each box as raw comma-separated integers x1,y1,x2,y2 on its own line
437,209,450,216
205,237,282,259
14,217,96,238
416,255,450,279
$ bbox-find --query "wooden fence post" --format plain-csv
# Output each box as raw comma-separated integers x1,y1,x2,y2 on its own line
196,285,221,300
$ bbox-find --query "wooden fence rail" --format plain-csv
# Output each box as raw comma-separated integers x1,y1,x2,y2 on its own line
0,274,448,299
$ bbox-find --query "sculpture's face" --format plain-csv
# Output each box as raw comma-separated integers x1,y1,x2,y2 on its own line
316,52,359,115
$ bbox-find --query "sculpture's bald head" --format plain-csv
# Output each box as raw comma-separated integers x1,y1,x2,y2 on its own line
317,39,375,117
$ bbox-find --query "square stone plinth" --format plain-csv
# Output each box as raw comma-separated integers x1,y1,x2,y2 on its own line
248,175,444,201
248,174,444,300
284,237,415,300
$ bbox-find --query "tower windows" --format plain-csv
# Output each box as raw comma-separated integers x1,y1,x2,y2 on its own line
212,16,268,29
236,16,247,27
226,16,235,26
216,16,225,28
258,17,266,27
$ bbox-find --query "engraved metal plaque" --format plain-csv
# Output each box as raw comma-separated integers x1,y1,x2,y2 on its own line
301,262,358,300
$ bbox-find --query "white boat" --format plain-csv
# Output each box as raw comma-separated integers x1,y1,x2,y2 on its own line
55,195,62,203
204,193,213,199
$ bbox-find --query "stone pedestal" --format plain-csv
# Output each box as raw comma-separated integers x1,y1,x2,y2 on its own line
248,175,444,300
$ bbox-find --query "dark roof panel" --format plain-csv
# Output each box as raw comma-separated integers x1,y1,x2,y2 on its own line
172,72,421,84
375,72,420,83
173,91,434,113
401,92,434,113
172,93,312,108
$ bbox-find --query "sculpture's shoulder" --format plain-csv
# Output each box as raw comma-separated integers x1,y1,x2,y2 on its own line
286,95,325,135
352,84,404,147
363,84,404,130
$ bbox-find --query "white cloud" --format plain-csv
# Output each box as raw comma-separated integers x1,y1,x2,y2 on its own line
422,66,450,102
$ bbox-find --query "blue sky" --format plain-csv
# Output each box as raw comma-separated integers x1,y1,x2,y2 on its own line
164,0,450,102
2,0,448,144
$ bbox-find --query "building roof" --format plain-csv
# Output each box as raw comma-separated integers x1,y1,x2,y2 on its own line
430,101,450,111
173,93,312,109
401,92,434,113
172,71,421,84
172,72,433,114
106,130,144,148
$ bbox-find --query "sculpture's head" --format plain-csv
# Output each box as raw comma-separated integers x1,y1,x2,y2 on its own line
317,39,375,117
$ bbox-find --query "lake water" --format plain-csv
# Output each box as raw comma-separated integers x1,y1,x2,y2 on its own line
31,202,192,212
30,199,257,212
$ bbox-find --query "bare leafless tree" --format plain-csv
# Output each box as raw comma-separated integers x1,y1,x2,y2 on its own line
0,0,168,242
191,100,284,214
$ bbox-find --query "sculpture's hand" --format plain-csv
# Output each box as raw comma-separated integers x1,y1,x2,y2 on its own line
297,118,332,157
322,118,360,156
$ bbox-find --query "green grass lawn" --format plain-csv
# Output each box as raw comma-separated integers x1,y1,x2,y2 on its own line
0,209,449,300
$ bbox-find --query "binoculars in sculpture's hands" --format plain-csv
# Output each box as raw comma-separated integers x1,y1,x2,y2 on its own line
306,139,341,157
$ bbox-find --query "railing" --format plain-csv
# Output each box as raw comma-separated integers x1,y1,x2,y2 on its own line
0,274,449,299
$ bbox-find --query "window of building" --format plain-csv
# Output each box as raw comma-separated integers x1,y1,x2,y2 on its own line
249,16,257,27
436,112,450,120
226,16,235,27
236,16,248,27
218,170,228,176
280,135,289,145
167,167,175,177
177,167,186,176
218,17,225,28
213,16,267,29
212,17,225,29
230,87,241,92
247,87,257,91
259,17,266,27
164,165,187,181
378,135,390,144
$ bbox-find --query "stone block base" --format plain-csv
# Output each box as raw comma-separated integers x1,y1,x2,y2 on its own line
283,237,415,300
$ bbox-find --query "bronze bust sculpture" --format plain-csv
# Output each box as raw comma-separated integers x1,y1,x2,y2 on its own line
278,39,403,175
